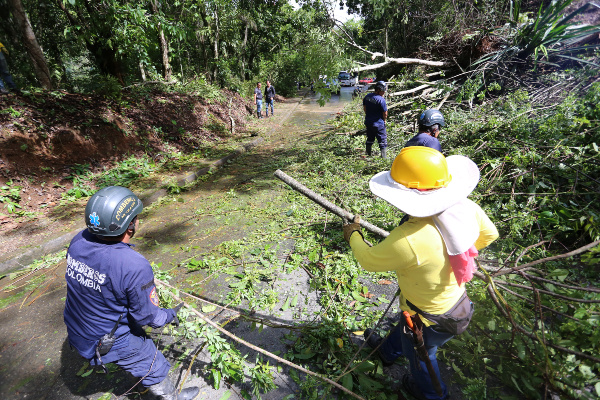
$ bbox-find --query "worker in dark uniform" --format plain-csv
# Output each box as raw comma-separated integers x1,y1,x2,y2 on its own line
363,81,388,158
63,186,199,400
404,109,445,152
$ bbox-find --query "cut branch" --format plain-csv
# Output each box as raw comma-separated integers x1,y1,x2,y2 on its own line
389,84,430,97
331,23,446,70
155,280,366,400
274,169,390,238
492,239,600,277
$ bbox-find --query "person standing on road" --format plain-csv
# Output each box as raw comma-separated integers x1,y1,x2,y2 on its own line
63,186,200,400
404,109,445,152
265,80,276,117
343,147,498,400
363,81,388,158
254,82,263,119
0,41,18,94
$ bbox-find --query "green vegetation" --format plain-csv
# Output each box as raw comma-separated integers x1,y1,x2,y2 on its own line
1,0,599,398
139,57,600,400
0,180,22,214
2,0,349,97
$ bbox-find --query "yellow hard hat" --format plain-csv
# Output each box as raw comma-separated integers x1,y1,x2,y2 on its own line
390,147,452,189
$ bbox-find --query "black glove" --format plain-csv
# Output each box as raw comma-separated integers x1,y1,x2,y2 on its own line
171,302,184,327
343,215,364,243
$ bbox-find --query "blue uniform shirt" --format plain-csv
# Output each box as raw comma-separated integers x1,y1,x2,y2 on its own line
363,92,387,127
64,229,175,359
404,132,442,152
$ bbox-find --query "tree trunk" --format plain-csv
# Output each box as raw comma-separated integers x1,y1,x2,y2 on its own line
7,0,53,89
55,0,125,85
139,61,146,82
241,25,248,80
213,6,220,83
150,0,171,82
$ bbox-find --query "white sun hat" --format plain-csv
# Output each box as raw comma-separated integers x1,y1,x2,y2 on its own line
368,147,480,217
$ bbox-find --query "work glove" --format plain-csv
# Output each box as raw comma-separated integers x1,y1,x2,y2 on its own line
343,215,364,243
171,302,184,327
0,43,7,55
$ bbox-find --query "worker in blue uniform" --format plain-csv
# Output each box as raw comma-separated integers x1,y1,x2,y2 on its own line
63,186,199,400
363,81,388,158
404,109,445,152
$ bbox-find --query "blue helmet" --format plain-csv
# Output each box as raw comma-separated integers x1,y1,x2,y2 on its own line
418,109,445,127
85,186,143,237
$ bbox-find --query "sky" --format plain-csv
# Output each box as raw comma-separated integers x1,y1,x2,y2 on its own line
289,1,355,23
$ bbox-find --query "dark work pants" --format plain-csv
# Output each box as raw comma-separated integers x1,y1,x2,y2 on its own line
365,124,387,149
0,52,16,90
91,333,171,387
379,317,453,400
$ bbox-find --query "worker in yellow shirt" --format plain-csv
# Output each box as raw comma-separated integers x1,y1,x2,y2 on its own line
0,41,18,94
343,147,498,400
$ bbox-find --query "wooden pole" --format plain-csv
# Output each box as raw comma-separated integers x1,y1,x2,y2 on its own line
273,169,390,238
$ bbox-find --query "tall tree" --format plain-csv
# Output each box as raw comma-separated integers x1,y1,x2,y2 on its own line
150,0,172,81
8,0,52,89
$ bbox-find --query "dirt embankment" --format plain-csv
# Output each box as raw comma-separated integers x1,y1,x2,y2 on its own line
0,88,255,226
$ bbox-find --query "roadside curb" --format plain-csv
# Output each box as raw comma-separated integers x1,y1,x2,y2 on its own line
0,136,264,276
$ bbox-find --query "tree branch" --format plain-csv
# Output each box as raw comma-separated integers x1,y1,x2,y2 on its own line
331,22,446,70
155,280,367,400
492,240,600,277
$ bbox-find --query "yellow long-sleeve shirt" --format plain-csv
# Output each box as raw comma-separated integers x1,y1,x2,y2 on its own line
350,199,498,319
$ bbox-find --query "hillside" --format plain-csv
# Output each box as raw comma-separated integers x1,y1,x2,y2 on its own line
0,85,256,230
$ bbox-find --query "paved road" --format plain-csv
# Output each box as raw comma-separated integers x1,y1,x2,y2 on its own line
0,86,468,400
0,88,357,400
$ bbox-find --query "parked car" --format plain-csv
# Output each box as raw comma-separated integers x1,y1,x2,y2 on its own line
338,71,358,86
359,77,375,84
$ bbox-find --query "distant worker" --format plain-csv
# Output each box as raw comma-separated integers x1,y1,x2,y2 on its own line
363,81,388,158
405,109,445,152
265,80,276,117
343,147,498,400
0,41,17,94
254,82,263,119
63,186,199,400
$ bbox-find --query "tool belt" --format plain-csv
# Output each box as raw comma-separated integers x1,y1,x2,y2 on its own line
406,291,474,335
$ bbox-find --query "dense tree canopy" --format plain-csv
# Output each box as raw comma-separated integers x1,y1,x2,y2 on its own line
0,0,353,96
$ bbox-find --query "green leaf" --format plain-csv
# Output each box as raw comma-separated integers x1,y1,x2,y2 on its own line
81,369,93,377
510,375,523,393
358,374,383,390
212,369,221,389
354,360,375,373
76,362,89,376
351,291,368,303
290,294,298,307
516,342,526,360
219,391,232,400
97,391,114,400
578,365,594,379
202,305,217,313
377,296,390,303
281,296,291,311
293,352,315,359
341,373,353,391
228,281,246,289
